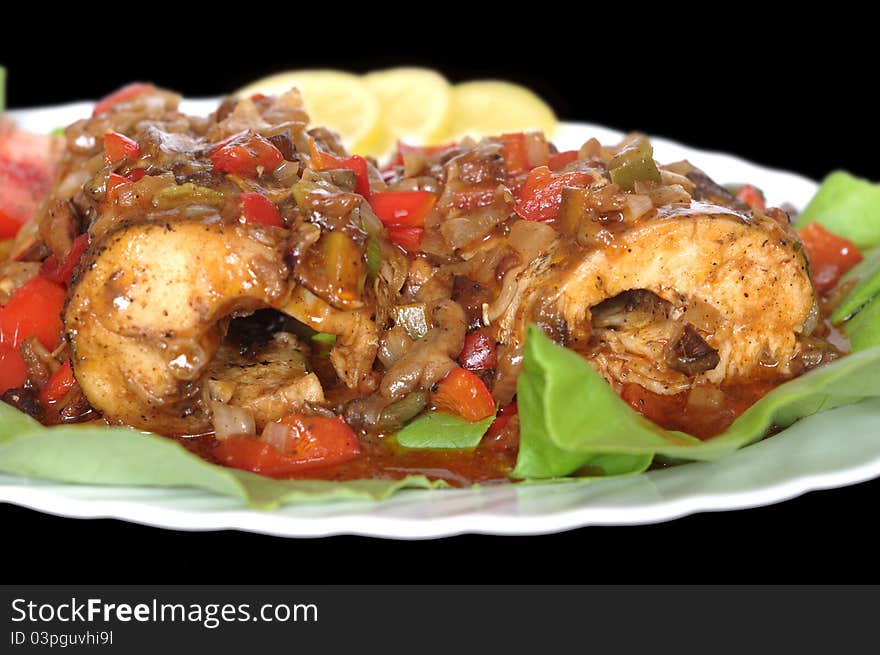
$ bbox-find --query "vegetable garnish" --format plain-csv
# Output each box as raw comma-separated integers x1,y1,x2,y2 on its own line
240,192,283,227
210,130,284,178
369,191,436,227
215,414,360,478
92,83,156,117
514,166,591,221
432,367,496,422
308,137,371,197
39,361,76,408
797,222,862,292
103,131,140,165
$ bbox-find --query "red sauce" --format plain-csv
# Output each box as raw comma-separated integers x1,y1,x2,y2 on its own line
621,382,775,440
176,431,517,487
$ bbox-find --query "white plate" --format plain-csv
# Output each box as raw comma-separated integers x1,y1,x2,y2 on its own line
2,102,873,539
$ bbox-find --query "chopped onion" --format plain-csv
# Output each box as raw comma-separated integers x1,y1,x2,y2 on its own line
210,402,255,439
687,385,724,411
623,194,654,221
506,220,556,262
525,132,550,168
260,420,290,450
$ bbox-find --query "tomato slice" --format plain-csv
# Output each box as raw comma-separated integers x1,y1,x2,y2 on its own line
387,226,424,252
514,166,592,222
432,367,496,422
240,192,283,227
308,138,371,197
210,131,284,178
92,83,156,117
458,330,497,373
797,222,863,292
369,191,436,227
0,276,66,350
103,131,140,166
0,343,27,395
39,360,76,408
214,414,360,478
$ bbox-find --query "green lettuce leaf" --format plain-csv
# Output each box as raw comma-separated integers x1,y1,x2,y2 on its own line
0,406,443,510
795,171,880,249
514,326,880,478
831,247,880,321
395,412,494,449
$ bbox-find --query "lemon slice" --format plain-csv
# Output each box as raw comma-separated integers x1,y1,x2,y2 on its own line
443,80,558,141
363,67,452,154
237,70,381,153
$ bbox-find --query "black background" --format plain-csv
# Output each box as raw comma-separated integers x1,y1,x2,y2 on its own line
1,14,877,583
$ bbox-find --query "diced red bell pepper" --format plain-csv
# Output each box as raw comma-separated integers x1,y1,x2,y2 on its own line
432,367,496,422
39,233,90,287
548,150,579,171
210,131,284,178
500,133,530,174
797,222,863,292
0,343,27,394
0,276,66,351
39,360,76,408
240,192,283,227
514,165,592,222
486,402,519,437
736,184,766,212
387,226,424,252
458,329,497,373
308,138,371,198
103,131,140,166
214,414,360,478
92,83,156,117
369,191,436,227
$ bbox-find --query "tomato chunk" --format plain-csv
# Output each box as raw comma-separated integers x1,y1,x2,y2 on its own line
432,367,496,422
514,166,592,221
210,131,284,178
214,414,360,478
103,132,140,166
797,222,863,292
39,360,76,408
458,330,497,373
92,83,156,117
308,138,371,197
369,191,436,227
0,276,66,350
240,192,283,227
